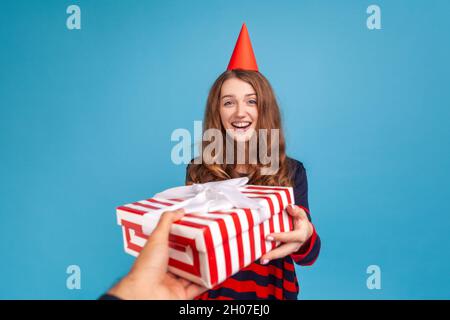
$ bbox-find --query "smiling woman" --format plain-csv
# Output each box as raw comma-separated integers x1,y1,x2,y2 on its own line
185,23,321,300
220,78,259,142
188,68,291,186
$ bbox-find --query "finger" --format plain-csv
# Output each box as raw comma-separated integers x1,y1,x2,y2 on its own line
179,277,192,288
167,272,177,280
260,242,300,263
286,204,306,219
293,215,311,232
134,209,184,273
171,272,203,290
266,230,303,243
149,209,185,242
185,284,208,300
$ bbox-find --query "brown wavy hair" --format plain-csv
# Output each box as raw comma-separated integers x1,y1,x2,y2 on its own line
186,69,293,187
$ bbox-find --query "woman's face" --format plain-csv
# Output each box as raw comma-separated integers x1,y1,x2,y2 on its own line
219,77,259,142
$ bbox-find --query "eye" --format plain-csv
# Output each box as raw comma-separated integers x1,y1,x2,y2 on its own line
223,101,233,106
248,99,257,105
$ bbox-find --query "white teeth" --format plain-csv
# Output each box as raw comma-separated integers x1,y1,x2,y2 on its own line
232,121,251,128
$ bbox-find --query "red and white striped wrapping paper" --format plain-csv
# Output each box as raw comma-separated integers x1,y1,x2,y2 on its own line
116,185,295,288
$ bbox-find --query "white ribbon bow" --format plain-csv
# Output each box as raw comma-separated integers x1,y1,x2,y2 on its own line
142,177,267,235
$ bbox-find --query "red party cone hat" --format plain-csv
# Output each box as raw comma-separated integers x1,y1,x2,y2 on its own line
227,23,259,71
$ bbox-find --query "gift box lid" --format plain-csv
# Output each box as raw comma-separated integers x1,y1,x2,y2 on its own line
116,185,294,252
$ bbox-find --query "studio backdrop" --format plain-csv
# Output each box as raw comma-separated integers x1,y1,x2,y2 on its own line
0,0,449,299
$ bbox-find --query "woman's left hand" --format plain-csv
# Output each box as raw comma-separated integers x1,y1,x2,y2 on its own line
260,204,314,264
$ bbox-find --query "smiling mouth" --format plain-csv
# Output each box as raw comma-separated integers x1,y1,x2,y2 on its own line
231,121,252,131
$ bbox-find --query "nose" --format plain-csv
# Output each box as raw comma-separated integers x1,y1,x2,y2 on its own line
235,101,247,118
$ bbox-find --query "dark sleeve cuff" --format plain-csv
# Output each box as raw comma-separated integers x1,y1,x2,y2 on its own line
98,293,122,300
290,225,321,266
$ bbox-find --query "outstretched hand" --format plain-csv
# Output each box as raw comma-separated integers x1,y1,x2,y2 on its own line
108,209,207,299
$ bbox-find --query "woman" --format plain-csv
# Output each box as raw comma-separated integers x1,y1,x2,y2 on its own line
186,28,321,299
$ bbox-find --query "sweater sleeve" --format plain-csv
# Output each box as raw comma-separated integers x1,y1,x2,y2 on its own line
289,160,321,266
98,293,121,300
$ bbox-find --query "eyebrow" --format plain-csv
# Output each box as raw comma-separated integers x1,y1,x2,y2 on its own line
221,93,257,99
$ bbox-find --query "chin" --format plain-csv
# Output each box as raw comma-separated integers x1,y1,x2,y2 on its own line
233,135,252,143
228,128,256,143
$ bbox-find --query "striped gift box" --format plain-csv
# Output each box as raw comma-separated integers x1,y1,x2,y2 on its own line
116,185,294,288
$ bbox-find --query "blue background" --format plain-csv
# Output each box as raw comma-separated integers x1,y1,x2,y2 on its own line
1,0,449,299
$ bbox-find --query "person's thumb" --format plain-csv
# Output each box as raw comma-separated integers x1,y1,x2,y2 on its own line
150,209,185,242
133,209,185,273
